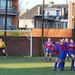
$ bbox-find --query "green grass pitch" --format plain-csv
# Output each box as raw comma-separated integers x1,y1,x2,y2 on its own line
0,56,75,75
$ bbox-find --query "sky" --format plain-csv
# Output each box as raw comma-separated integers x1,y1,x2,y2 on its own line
19,0,68,13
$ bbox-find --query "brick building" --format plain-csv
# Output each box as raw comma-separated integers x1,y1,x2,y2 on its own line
0,0,18,30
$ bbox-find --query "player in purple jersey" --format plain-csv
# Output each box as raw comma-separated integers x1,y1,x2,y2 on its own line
56,38,66,71
64,38,70,61
67,39,75,71
44,38,53,62
52,39,66,71
52,42,60,71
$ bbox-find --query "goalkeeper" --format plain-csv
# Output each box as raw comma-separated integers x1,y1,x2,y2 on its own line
0,39,6,58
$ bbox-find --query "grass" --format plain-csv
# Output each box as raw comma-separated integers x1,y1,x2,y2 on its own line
0,56,75,75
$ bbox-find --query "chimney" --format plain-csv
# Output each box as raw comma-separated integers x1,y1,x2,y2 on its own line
49,1,54,6
61,8,65,19
38,6,42,15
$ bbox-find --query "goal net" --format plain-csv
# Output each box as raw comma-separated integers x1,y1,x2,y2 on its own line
0,30,32,57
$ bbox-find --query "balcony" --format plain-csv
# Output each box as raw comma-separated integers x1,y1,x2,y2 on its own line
0,8,18,15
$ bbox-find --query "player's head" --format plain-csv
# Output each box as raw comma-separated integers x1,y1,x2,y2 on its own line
48,38,51,42
70,38,74,44
63,38,65,41
52,41,55,46
65,38,69,42
60,38,63,43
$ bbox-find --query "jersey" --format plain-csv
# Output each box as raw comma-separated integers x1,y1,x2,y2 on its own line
0,42,5,48
44,41,52,50
53,42,66,60
57,42,66,53
67,42,75,52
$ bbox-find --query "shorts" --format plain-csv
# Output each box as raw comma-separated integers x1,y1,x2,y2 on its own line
46,49,52,54
68,51,74,57
56,55,60,58
0,47,5,51
58,52,66,60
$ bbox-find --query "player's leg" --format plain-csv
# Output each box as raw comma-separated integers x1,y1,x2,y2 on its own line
68,52,75,71
49,50,52,62
58,59,62,71
66,53,70,62
2,48,6,58
70,54,75,71
60,53,66,71
53,56,59,70
44,49,49,62
58,53,64,71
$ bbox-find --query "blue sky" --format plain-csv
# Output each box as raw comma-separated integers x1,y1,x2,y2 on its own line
19,0,68,12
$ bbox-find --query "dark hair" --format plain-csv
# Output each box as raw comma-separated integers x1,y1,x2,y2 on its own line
52,41,55,44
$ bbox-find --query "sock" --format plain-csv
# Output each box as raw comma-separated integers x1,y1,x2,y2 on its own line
3,53,6,56
45,57,47,61
49,58,51,61
54,62,58,69
58,62,62,70
61,61,65,70
70,59,74,70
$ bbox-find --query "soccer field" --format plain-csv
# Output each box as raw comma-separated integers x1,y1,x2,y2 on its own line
0,56,75,75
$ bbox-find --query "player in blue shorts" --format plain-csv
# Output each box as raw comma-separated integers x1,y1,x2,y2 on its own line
64,38,70,61
52,42,60,70
67,39,75,71
52,39,66,71
57,39,66,71
44,38,53,62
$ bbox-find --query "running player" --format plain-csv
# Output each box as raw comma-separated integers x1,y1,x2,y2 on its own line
0,39,6,58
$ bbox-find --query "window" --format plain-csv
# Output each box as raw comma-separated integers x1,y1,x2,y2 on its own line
54,23,60,29
44,21,50,28
0,0,6,9
8,1,12,9
63,22,68,29
0,0,12,9
0,17,4,25
7,18,12,26
0,17,12,26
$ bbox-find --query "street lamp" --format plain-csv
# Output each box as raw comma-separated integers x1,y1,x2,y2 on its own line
41,0,45,55
4,0,8,56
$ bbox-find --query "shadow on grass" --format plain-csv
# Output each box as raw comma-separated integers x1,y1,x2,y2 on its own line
0,67,75,75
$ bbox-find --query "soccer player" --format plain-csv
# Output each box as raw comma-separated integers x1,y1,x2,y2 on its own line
0,39,6,58
57,39,66,71
64,38,70,62
53,39,66,71
52,42,60,70
44,38,53,62
67,39,75,71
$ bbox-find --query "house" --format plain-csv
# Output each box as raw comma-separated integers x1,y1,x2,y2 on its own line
0,0,18,30
19,2,68,29
19,4,48,28
34,2,68,29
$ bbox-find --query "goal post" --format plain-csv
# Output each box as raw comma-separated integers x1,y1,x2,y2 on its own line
0,30,32,57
